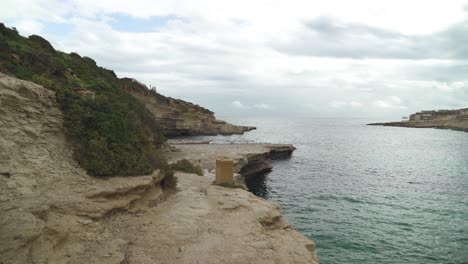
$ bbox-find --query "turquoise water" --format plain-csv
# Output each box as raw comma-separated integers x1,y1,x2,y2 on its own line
188,117,468,264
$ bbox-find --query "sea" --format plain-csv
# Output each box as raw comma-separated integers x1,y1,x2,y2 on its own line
185,117,468,264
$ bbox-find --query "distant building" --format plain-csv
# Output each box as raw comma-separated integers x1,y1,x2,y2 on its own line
410,114,421,121
421,113,433,120
409,108,468,122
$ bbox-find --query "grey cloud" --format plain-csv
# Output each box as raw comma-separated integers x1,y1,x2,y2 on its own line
43,15,468,119
307,17,402,39
437,23,468,59
274,16,468,60
399,64,468,82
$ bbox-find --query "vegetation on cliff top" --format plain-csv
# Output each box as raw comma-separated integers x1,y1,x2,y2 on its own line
0,24,168,177
170,159,203,176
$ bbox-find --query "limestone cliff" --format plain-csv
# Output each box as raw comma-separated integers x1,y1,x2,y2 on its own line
0,74,317,263
0,73,166,263
122,78,255,136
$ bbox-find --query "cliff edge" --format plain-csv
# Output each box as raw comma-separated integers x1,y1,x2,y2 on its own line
0,74,317,263
0,23,254,139
123,80,255,136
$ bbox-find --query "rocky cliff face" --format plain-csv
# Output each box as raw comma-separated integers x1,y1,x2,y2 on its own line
0,74,317,263
122,78,255,136
0,73,166,263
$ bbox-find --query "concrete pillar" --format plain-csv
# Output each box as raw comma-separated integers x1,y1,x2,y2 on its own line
215,159,234,184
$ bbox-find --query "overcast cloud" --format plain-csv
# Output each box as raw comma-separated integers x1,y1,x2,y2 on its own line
2,0,468,119
275,16,468,60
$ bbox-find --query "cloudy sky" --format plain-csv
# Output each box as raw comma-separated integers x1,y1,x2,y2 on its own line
2,0,468,119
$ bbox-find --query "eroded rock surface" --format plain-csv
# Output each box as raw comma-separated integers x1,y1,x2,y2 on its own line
108,172,319,264
0,73,317,264
0,74,165,264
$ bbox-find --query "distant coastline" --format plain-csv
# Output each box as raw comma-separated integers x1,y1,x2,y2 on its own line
368,108,468,133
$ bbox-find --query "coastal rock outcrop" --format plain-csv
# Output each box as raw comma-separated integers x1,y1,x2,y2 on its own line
123,79,256,136
368,108,468,132
165,141,296,183
0,73,318,263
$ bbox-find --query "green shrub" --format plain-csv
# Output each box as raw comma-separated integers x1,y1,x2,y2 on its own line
32,74,54,87
170,159,203,176
161,167,178,189
0,23,170,179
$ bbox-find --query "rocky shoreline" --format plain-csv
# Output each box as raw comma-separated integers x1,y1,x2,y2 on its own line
368,120,468,133
368,108,468,133
0,74,318,263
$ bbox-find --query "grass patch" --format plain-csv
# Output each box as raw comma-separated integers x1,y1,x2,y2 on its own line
170,159,203,176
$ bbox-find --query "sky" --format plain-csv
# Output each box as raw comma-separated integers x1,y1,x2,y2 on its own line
2,0,468,119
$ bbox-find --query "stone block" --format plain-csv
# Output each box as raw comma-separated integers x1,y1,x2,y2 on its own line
215,159,234,184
